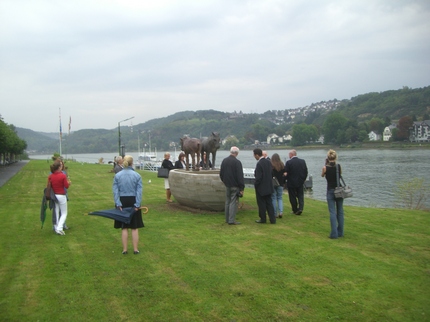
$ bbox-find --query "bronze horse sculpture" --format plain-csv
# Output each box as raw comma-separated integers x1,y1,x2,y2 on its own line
179,136,201,171
201,132,221,170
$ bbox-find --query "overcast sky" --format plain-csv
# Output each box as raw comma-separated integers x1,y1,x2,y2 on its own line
1,0,429,132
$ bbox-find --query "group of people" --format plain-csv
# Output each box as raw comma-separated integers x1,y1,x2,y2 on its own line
218,147,308,225
48,146,345,255
49,154,145,254
219,147,345,239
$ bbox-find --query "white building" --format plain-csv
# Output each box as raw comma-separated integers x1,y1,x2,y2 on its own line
410,120,430,142
368,131,381,141
266,133,279,144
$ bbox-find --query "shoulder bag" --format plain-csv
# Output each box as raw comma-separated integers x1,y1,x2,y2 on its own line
272,177,280,188
334,164,353,199
45,179,52,200
157,167,169,178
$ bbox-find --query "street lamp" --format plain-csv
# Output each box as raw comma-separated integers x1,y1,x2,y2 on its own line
118,116,134,157
138,130,146,155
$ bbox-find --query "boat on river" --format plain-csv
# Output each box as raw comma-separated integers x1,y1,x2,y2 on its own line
138,152,161,171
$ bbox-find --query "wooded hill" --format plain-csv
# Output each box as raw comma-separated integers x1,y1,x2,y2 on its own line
17,85,430,154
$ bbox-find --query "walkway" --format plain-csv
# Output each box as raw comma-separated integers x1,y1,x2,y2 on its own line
0,161,29,188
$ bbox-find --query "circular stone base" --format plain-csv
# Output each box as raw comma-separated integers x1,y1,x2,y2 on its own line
169,169,225,211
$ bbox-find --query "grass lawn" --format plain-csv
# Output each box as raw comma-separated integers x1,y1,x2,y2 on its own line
0,160,429,321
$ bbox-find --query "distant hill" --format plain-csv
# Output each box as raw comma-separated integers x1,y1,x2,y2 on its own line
15,128,57,153
339,86,430,121
17,86,430,154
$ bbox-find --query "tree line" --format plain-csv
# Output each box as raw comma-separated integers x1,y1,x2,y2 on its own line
0,115,27,164
290,113,427,146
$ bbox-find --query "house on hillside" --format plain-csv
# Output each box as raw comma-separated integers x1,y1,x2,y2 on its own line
267,133,279,144
221,135,238,145
383,124,397,141
368,131,381,141
279,134,292,143
229,111,244,119
409,120,430,142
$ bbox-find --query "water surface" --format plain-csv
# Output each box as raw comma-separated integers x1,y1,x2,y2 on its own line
31,149,430,209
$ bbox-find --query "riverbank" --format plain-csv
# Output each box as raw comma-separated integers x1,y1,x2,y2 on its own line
0,160,429,321
260,141,430,151
31,148,430,210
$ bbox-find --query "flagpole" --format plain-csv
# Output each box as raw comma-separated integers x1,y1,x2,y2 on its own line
59,108,62,156
66,116,71,160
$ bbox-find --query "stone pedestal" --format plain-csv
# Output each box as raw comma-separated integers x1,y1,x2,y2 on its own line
169,169,225,211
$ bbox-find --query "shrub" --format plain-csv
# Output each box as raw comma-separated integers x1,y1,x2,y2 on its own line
394,178,429,210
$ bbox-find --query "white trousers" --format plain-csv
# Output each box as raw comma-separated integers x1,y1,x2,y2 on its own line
54,194,68,231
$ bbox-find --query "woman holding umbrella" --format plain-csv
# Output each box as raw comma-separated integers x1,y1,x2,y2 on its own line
113,155,144,254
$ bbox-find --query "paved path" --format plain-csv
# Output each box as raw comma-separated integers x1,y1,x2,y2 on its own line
0,161,29,188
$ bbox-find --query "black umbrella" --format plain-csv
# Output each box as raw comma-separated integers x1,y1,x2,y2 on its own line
40,189,56,229
40,197,48,229
88,207,148,224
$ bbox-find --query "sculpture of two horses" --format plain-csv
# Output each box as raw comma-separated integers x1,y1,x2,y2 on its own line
180,132,221,171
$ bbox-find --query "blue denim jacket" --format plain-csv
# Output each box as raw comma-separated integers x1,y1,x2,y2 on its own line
113,167,143,208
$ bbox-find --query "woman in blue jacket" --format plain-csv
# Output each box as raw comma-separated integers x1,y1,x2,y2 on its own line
113,155,143,254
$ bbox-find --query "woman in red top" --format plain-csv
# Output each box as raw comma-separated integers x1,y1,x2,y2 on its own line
48,160,71,235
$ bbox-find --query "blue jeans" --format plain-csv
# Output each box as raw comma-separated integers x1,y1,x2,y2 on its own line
271,186,284,216
326,189,344,238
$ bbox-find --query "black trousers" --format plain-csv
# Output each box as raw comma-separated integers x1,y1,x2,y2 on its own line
287,185,305,213
256,193,276,224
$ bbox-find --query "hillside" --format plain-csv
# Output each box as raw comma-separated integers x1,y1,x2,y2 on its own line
17,86,430,154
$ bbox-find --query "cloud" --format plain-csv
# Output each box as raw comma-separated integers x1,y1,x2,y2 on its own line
0,0,429,131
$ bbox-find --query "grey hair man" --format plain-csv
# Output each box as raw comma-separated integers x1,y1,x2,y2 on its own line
219,146,245,225
114,156,124,174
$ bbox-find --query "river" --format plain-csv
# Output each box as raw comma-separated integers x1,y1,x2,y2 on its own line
30,148,430,209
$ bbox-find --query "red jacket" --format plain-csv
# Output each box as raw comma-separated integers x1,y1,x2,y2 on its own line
49,171,69,195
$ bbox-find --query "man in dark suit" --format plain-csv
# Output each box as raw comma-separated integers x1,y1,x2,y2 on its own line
253,148,276,224
219,146,244,225
285,149,308,215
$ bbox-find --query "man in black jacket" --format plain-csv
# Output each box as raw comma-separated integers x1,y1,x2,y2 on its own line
253,148,276,224
285,149,308,215
219,146,244,225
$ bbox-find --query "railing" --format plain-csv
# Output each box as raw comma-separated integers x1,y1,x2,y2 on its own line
136,162,312,189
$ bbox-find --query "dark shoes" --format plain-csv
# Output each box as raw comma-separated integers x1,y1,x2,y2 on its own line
123,250,139,254
228,222,241,225
295,210,302,215
255,220,266,223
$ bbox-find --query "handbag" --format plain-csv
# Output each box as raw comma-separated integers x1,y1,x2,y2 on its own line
157,167,169,178
272,177,280,188
45,180,52,200
334,164,353,199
